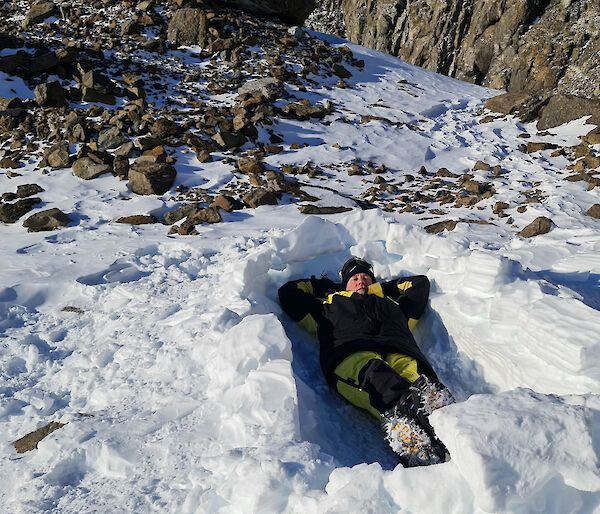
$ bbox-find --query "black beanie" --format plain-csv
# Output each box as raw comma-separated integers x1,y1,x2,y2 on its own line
340,257,375,289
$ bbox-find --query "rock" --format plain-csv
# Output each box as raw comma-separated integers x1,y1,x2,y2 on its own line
13,421,66,453
220,0,315,24
484,92,535,115
0,198,42,223
151,118,182,139
212,131,247,150
537,95,600,131
188,206,222,224
23,2,57,26
332,63,352,79
237,157,265,174
72,157,111,180
424,220,458,234
164,204,198,225
82,88,116,105
98,126,128,149
238,78,284,100
34,81,68,108
129,162,177,195
23,208,72,232
0,157,21,169
517,216,554,237
115,214,158,224
167,8,208,47
211,194,244,212
493,201,510,214
436,168,458,178
81,70,114,95
586,204,600,219
42,141,71,168
473,161,490,172
463,180,485,194
17,184,44,198
299,205,353,214
281,99,330,120
242,188,278,208
526,141,559,153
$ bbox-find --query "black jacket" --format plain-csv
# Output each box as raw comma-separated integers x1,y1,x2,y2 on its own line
278,275,434,384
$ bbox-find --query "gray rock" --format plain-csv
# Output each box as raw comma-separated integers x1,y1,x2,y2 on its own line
0,198,42,223
129,162,177,195
339,0,600,98
537,95,600,131
34,81,68,108
17,184,44,198
23,208,72,232
298,205,353,214
44,141,71,168
98,127,129,149
238,78,284,99
188,206,222,224
23,2,56,26
72,157,112,180
81,70,114,95
167,8,208,47
424,220,459,234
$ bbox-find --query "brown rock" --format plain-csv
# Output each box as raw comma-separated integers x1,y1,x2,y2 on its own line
493,201,509,214
484,92,534,115
527,141,558,153
586,204,600,219
167,8,208,47
211,194,244,212
115,215,158,225
17,184,44,198
164,204,198,225
129,162,177,195
34,81,68,108
473,160,490,172
517,216,554,237
23,208,72,232
188,206,222,224
14,421,66,453
424,220,458,234
243,188,278,208
237,157,265,174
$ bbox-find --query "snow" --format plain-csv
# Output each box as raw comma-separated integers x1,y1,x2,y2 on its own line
2,30,600,514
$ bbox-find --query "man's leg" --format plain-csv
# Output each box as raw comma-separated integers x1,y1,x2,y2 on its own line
333,351,413,418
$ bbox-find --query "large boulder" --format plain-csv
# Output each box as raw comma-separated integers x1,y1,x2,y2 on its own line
337,0,600,98
167,8,208,47
34,81,68,108
537,95,600,130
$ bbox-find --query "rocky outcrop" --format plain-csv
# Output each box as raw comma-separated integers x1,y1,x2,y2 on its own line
338,0,600,99
221,0,316,25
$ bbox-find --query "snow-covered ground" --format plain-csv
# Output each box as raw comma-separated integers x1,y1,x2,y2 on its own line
2,30,600,513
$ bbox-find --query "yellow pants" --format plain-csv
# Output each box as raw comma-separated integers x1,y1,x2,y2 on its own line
334,351,420,418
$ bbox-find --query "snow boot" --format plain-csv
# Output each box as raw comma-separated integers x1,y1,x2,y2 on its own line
380,395,447,467
410,375,455,416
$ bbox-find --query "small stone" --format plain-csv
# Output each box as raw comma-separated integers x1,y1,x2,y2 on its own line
115,214,158,225
298,205,353,215
424,220,458,234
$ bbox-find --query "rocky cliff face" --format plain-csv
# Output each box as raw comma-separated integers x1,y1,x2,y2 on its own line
336,0,600,98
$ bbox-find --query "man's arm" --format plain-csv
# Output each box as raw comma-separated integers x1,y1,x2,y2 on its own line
278,277,337,336
379,275,430,326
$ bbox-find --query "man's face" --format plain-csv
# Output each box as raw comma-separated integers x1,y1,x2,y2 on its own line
346,272,373,295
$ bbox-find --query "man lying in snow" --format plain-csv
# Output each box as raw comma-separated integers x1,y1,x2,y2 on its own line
278,257,455,467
